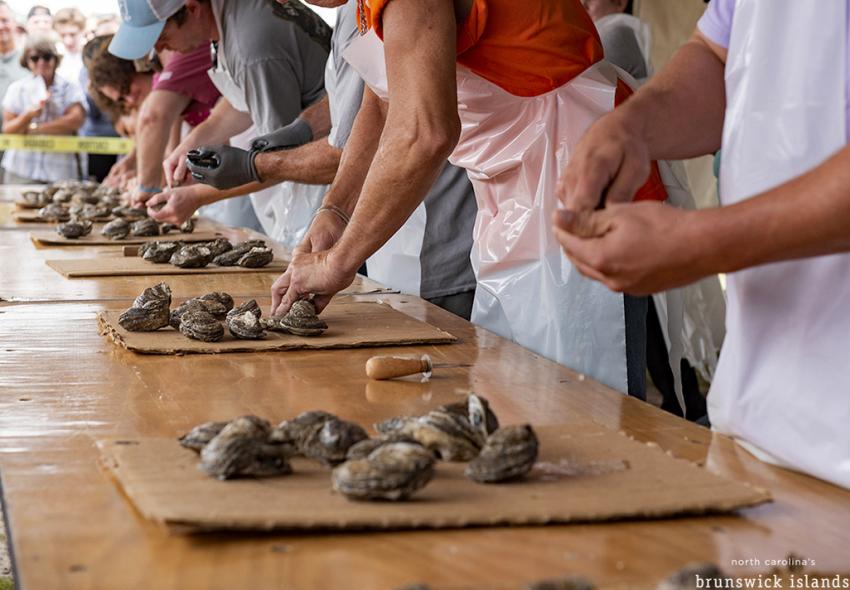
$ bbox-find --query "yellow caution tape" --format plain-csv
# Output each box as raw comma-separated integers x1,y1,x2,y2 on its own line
0,134,133,155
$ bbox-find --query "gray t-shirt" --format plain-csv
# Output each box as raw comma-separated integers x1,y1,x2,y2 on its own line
213,0,329,134
330,3,476,299
598,23,648,80
0,49,27,106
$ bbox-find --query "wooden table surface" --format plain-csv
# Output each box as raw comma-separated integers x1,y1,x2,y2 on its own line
1,201,849,589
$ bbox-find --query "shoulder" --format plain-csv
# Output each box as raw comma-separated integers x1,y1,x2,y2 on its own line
698,0,735,48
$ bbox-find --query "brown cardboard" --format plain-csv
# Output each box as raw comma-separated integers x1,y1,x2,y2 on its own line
97,299,458,354
46,256,287,277
13,210,112,223
97,423,771,533
31,230,225,246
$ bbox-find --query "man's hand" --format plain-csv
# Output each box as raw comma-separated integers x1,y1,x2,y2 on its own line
145,185,205,224
270,248,357,318
557,111,651,212
163,145,195,189
270,209,350,316
553,202,706,295
186,145,261,189
250,118,313,152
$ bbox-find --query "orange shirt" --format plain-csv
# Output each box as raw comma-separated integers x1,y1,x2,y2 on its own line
364,0,667,202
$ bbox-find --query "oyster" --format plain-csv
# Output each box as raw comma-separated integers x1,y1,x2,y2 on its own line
260,316,290,333
178,309,224,342
465,425,539,483
227,299,261,320
237,246,274,268
270,411,336,449
37,203,70,221
71,203,111,220
198,292,234,313
22,190,50,207
112,206,147,221
170,244,214,268
205,238,233,257
332,442,435,501
226,309,265,340
200,416,292,479
118,300,170,332
280,300,327,336
378,410,482,462
70,190,99,205
139,241,180,263
51,188,73,204
130,218,160,237
179,218,195,233
101,218,130,240
345,435,422,461
178,421,228,452
212,240,267,266
170,295,231,329
299,417,369,466
442,393,499,440
56,219,93,239
525,576,596,590
133,282,172,308
160,223,177,234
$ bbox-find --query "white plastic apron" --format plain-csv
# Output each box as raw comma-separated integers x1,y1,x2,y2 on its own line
207,43,327,250
709,0,850,489
342,30,426,296
345,31,630,391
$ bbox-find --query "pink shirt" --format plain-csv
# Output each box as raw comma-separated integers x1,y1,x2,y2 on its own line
153,45,220,127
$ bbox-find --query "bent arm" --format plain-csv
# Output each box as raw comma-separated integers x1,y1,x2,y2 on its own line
2,109,38,134
254,138,341,185
136,90,191,188
618,31,728,160
327,0,460,274
30,103,87,135
175,98,252,156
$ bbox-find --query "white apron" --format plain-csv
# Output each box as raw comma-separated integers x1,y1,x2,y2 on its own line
208,44,327,250
709,0,850,489
345,31,633,391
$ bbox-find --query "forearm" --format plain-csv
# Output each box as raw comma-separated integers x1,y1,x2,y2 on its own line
136,108,181,189
617,31,727,160
254,139,341,185
32,112,84,135
180,100,252,152
299,95,331,139
2,112,35,134
696,146,850,273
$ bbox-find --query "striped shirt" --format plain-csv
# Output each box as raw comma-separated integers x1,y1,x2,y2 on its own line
2,74,86,182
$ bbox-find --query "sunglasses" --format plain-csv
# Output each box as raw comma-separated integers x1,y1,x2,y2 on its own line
28,53,56,64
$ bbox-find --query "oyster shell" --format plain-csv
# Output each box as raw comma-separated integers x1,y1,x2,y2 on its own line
71,203,111,220
178,309,224,342
139,241,180,263
345,435,422,461
130,218,160,237
299,417,369,466
525,576,596,590
37,203,70,221
56,219,93,239
465,424,539,483
227,299,261,320
441,393,499,441
205,238,233,257
51,189,73,203
198,292,234,313
70,190,99,205
270,411,336,449
118,300,170,332
133,282,172,308
331,442,435,501
22,190,50,207
160,223,177,234
281,300,327,336
101,218,130,240
179,218,195,233
237,246,274,268
170,295,231,329
178,421,228,452
200,416,292,479
170,244,214,268
112,206,147,221
212,240,267,266
378,409,482,462
226,309,265,340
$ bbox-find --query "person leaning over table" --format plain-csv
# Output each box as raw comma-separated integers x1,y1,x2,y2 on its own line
554,0,850,489
167,0,479,320
109,0,330,250
269,0,675,398
1,34,86,184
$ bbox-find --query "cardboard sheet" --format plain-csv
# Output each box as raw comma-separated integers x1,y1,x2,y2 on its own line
97,423,771,533
97,300,457,354
47,256,287,277
13,210,112,223
31,230,224,246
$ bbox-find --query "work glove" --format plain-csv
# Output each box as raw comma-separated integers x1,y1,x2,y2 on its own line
250,118,313,152
185,145,261,190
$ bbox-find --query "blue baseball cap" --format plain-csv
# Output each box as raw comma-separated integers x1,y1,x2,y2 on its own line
109,0,185,60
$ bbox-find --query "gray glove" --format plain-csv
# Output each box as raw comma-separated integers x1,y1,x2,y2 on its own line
186,145,261,190
250,118,313,152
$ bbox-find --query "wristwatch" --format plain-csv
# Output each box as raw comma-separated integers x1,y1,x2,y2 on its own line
28,121,38,133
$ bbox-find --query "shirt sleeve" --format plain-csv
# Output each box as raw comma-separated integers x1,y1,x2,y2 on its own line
2,80,22,113
153,45,220,108
697,0,735,48
62,79,88,112
240,57,305,134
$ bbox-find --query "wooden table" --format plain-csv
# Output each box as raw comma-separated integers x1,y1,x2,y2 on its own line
0,216,848,589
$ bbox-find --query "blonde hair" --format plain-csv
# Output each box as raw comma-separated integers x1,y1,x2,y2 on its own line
54,7,86,31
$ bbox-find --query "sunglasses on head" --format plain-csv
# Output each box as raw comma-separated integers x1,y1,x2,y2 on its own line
28,53,56,63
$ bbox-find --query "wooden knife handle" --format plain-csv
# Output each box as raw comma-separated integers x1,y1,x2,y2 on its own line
366,356,432,380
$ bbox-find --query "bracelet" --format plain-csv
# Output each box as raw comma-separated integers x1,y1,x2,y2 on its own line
138,185,162,194
314,204,351,225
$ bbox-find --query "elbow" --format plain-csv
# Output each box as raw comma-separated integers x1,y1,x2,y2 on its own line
391,114,460,166
137,107,168,133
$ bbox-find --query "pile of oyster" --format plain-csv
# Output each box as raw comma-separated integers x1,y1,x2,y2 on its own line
117,283,327,341
99,217,194,241
179,393,540,502
137,237,274,269
32,180,126,229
